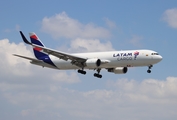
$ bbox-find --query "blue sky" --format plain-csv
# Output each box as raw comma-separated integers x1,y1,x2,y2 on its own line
1,0,177,120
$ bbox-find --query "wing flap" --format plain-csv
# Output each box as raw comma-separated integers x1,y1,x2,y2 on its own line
38,45,86,61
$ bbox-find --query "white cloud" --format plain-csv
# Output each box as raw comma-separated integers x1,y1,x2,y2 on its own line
107,77,177,103
129,35,143,47
1,76,177,120
15,24,20,31
163,8,177,28
0,39,32,76
52,71,80,84
4,29,11,33
0,38,81,81
1,37,177,120
104,18,117,29
3,24,21,33
69,38,114,52
41,12,111,39
40,12,115,53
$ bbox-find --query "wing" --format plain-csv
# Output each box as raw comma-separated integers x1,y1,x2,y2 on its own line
19,31,87,68
33,44,86,67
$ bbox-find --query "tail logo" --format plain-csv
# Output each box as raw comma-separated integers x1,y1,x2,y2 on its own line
134,51,139,60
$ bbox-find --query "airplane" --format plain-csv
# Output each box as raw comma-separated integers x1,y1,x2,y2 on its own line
13,31,163,78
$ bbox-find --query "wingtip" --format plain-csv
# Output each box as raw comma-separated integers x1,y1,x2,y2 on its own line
19,31,23,36
19,31,32,45
13,54,20,56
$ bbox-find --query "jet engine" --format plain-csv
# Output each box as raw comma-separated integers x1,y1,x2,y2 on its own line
108,67,128,74
86,58,101,68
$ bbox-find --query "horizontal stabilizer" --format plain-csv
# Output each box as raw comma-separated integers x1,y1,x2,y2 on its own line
13,54,40,62
13,54,57,69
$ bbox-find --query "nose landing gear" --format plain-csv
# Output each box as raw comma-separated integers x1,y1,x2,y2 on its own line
147,65,153,73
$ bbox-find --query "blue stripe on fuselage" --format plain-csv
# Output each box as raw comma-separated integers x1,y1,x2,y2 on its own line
42,56,57,68
34,50,47,59
33,50,56,67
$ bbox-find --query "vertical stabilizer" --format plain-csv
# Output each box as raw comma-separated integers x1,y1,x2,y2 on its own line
29,33,48,60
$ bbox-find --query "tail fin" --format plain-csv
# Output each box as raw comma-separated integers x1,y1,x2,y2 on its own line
29,33,48,60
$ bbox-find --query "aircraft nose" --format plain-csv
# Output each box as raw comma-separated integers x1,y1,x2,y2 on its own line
157,55,163,62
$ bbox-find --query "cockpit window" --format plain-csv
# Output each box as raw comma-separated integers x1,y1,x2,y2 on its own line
151,53,159,55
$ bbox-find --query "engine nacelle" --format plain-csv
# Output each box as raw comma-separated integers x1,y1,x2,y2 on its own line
86,58,101,68
108,67,128,74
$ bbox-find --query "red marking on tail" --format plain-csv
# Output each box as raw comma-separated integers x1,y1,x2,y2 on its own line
30,35,38,40
34,47,42,51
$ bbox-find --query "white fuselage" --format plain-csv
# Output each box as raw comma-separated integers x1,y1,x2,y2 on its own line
47,49,162,70
16,31,163,77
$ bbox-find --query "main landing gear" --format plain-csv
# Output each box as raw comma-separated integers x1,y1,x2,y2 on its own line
94,69,102,78
77,68,102,78
147,65,153,73
78,69,86,75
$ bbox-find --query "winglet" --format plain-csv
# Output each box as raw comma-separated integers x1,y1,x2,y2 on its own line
19,31,32,45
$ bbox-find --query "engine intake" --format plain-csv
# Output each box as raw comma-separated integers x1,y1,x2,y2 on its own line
86,58,101,68
108,67,128,74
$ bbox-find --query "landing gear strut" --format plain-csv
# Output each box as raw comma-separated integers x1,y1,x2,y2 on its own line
94,69,102,78
78,69,86,75
147,65,153,73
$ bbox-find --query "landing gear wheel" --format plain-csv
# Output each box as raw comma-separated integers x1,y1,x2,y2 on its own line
94,73,97,77
147,65,152,73
94,73,102,78
94,68,102,78
147,69,151,73
78,70,86,75
98,74,102,78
